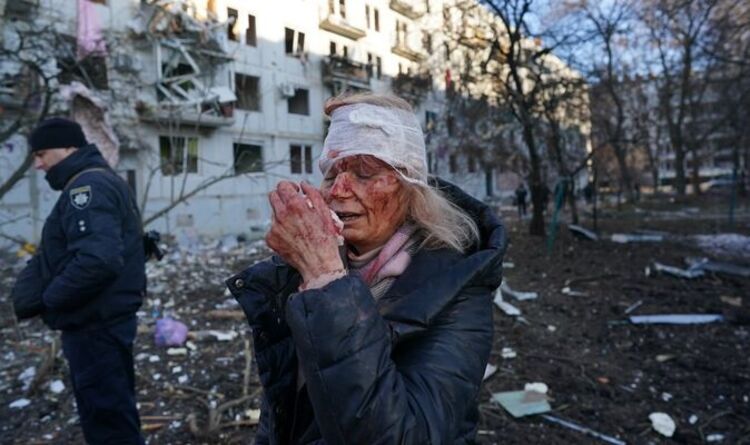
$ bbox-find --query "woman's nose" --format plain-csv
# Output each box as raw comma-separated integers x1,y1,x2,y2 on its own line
328,173,354,199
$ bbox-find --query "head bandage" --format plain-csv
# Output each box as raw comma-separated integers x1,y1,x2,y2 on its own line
320,103,428,185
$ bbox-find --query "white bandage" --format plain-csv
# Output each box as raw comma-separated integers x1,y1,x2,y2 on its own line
320,103,428,185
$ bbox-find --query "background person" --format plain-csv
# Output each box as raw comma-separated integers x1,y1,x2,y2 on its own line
515,183,528,218
11,117,146,445
227,94,507,444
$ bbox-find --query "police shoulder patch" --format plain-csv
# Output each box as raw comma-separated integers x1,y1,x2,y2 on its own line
70,185,92,210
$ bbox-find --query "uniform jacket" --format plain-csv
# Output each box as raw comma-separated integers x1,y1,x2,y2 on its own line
226,180,507,445
11,145,145,331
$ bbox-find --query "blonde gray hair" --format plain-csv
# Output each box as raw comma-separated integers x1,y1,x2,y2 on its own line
325,92,480,253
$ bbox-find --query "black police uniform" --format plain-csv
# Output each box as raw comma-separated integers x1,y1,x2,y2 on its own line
12,144,146,444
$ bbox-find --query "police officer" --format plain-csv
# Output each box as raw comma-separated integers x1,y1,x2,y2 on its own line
11,117,146,444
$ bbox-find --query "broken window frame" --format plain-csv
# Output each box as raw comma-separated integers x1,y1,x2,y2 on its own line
290,144,314,174
304,145,313,173
235,73,261,111
233,143,264,174
159,136,199,176
285,27,306,56
56,35,109,91
227,8,239,42
246,14,257,46
287,88,310,116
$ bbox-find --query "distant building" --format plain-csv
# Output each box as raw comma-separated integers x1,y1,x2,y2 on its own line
0,0,590,242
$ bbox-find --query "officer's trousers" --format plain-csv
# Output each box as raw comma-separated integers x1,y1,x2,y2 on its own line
62,316,145,445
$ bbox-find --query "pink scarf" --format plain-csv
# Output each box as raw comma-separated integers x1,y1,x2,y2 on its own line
351,224,419,287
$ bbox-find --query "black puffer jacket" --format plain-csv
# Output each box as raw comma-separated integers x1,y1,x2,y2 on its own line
226,180,507,445
11,145,145,330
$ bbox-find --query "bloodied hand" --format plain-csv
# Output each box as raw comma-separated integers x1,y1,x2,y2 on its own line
266,181,344,283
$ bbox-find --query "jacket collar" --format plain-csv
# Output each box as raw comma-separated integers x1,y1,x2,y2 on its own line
45,144,109,191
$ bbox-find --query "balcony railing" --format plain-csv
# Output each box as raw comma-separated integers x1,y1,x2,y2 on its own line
391,72,432,103
319,14,366,40
322,56,372,91
391,43,426,62
137,86,237,129
389,0,424,19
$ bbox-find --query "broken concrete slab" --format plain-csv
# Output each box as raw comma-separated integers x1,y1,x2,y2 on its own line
491,390,551,418
568,224,599,241
629,314,724,325
649,412,676,437
561,287,588,297
483,364,497,381
500,280,538,301
612,233,664,243
653,262,705,279
685,257,750,278
624,300,643,314
693,234,750,260
493,289,522,316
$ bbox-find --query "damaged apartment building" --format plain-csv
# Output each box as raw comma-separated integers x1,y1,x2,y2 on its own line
1,0,589,241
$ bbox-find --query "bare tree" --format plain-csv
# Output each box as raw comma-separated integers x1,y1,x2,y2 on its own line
576,0,637,201
0,22,64,201
1,2,266,236
540,75,590,224
483,0,592,235
638,0,731,195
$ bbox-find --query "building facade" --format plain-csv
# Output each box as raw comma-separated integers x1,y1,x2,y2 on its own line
1,0,589,243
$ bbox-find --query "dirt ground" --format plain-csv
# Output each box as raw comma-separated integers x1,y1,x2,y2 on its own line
1,193,749,445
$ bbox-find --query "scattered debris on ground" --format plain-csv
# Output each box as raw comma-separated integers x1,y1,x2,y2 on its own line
2,196,749,444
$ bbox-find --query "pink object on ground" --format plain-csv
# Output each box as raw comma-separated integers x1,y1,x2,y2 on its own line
154,318,188,347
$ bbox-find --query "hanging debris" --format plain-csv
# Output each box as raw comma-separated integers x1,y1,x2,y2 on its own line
60,81,121,166
134,0,237,128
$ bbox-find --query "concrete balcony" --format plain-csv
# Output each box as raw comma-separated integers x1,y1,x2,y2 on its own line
391,43,426,62
459,29,490,49
322,56,372,91
389,0,424,19
136,86,237,129
138,108,235,128
319,14,366,40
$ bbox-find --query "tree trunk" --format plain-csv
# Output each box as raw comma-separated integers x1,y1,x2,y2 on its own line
611,141,634,201
673,140,686,195
567,184,579,224
690,146,702,195
523,124,545,236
